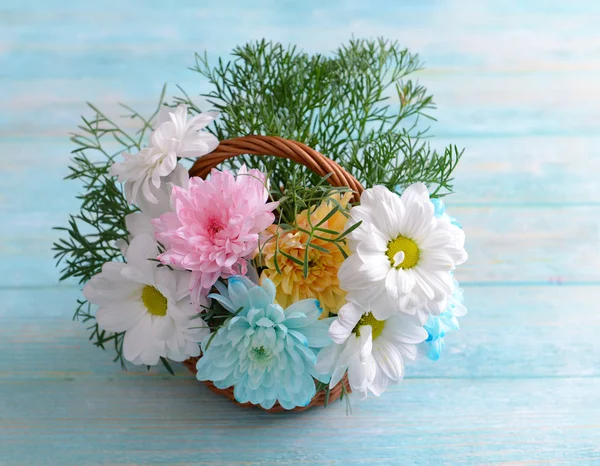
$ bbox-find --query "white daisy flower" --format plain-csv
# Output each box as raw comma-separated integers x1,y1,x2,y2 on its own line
338,183,467,322
83,234,209,366
110,105,218,208
315,300,427,398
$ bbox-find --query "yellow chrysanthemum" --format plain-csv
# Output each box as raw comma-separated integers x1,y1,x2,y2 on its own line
260,193,353,318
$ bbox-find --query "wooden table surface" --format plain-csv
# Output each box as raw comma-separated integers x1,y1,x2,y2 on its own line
2,1,600,464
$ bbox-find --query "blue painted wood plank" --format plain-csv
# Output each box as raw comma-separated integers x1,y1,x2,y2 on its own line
2,286,600,381
2,134,600,287
3,206,598,287
4,134,600,210
3,72,600,138
2,378,600,464
3,285,600,463
3,2,600,140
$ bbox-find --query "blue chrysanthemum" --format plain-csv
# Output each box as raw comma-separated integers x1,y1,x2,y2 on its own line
422,279,465,361
196,276,333,410
422,198,467,361
431,197,462,229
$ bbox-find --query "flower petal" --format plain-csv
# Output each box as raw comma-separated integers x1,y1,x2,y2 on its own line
328,301,363,344
284,299,321,328
96,301,146,333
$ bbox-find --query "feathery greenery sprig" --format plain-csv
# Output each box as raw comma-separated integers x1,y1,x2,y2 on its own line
175,38,460,196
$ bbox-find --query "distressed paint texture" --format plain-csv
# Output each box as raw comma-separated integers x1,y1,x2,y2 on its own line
1,0,599,464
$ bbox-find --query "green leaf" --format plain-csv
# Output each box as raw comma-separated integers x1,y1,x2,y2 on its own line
203,331,219,352
279,249,305,267
307,242,330,253
314,227,340,236
335,220,362,240
314,203,340,227
303,240,310,279
160,357,175,376
273,246,282,275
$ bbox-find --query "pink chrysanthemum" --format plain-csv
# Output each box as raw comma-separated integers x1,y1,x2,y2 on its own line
153,165,277,307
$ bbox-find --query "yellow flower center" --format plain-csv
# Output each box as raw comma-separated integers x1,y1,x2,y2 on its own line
354,312,385,340
141,285,167,316
386,235,420,269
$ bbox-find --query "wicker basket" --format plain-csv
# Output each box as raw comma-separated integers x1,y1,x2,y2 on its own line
184,135,364,412
183,357,351,413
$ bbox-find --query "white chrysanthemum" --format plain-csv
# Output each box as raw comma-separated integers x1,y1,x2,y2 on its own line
151,104,219,159
338,183,467,322
131,162,189,219
315,300,427,398
116,164,189,256
110,105,218,208
83,234,209,365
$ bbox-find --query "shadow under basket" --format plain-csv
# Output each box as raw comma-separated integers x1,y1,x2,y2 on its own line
183,357,351,413
183,134,361,413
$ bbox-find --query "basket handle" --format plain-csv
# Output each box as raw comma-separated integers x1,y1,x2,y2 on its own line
188,135,364,202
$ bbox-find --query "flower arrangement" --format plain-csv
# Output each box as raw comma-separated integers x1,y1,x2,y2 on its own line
54,39,467,412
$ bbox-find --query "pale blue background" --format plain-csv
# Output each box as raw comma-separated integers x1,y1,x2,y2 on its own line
2,0,600,464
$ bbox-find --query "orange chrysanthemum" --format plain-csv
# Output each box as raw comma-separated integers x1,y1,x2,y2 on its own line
260,192,353,318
